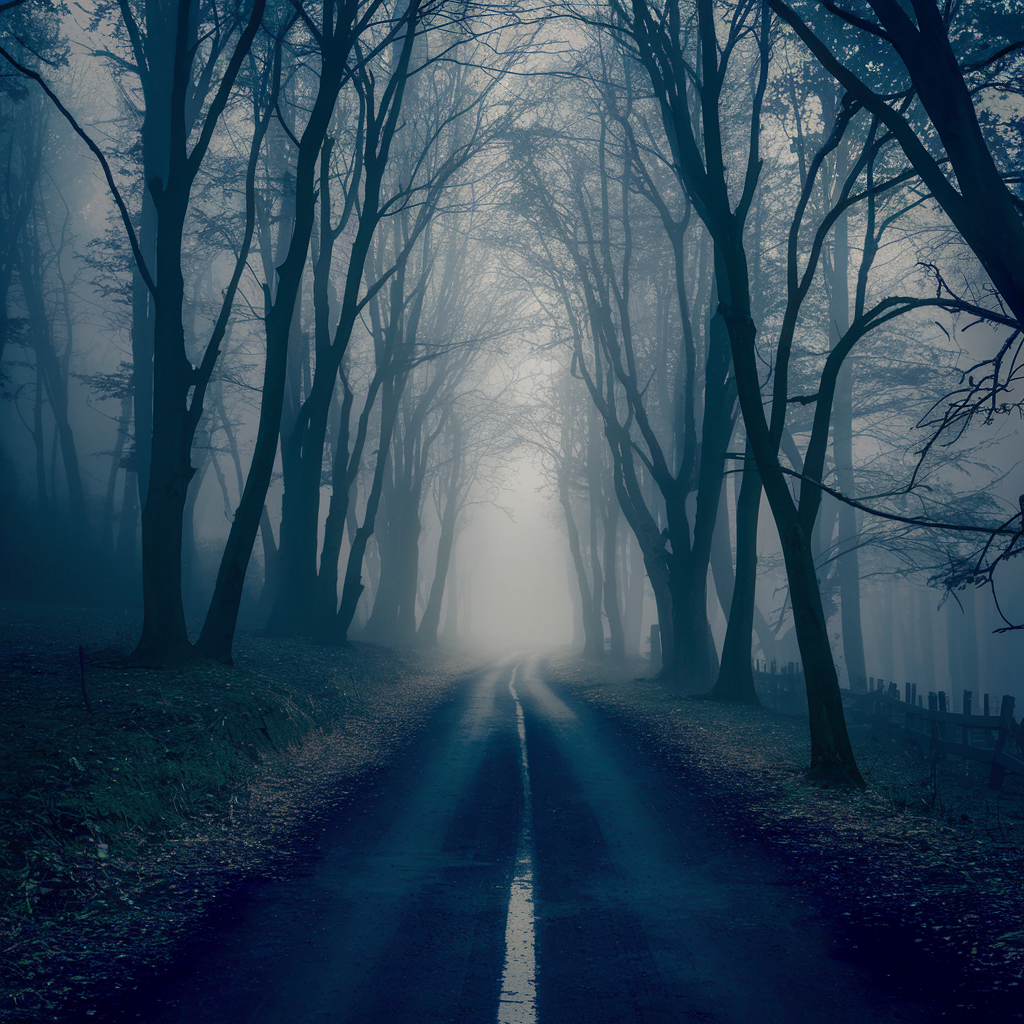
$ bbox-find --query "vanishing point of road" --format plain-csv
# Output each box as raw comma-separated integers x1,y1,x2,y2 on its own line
105,659,944,1023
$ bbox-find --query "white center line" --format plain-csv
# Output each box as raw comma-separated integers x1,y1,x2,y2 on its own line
498,663,537,1024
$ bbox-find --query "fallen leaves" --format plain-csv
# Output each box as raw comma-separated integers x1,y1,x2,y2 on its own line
1,604,473,1021
550,654,1024,1014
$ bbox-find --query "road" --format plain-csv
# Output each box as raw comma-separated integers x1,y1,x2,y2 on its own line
106,659,938,1023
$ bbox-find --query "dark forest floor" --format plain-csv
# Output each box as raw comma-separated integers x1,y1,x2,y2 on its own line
0,603,472,1022
549,656,1024,1019
4,606,1023,1021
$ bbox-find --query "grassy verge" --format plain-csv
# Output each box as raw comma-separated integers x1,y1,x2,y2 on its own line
1,603,471,1022
548,655,1024,1019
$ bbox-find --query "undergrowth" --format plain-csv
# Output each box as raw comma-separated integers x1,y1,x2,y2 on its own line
1,657,314,936
1,604,466,1021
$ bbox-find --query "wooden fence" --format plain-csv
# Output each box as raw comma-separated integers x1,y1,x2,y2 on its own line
753,660,806,715
843,685,1024,791
751,661,1024,791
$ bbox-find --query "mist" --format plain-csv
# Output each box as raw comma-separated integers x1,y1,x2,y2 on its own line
6,2,1024,1021
1,0,1023,789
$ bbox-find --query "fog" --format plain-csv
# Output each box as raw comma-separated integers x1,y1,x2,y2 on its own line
458,463,576,652
1,0,1023,742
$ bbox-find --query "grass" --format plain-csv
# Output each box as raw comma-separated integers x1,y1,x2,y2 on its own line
0,603,469,1022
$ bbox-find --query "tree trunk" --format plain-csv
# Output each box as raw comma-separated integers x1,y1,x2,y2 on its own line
32,350,48,516
828,208,867,692
256,505,278,624
272,364,338,635
394,497,422,643
663,303,735,689
709,475,735,619
336,377,404,639
117,468,139,582
725,283,864,786
131,145,160,506
365,466,401,638
419,521,456,645
602,495,625,660
958,584,979,698
135,179,193,664
559,458,603,658
181,448,211,610
441,539,459,644
197,38,343,662
664,486,719,690
315,375,355,630
709,441,761,703
194,254,303,661
752,602,778,666
779,509,861,781
916,587,936,692
104,392,133,551
621,527,644,658
19,252,88,533
418,418,462,646
587,414,605,657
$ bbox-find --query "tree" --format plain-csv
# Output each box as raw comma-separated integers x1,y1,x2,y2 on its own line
1,0,280,661
196,0,401,661
769,1,1024,325
267,8,523,642
523,368,609,659
509,60,738,686
585,0,875,780
265,0,442,637
365,208,509,644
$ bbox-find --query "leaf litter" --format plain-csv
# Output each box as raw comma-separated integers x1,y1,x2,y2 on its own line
1,602,473,1022
549,654,1024,1020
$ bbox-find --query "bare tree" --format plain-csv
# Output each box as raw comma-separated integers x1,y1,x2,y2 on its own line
769,0,1024,326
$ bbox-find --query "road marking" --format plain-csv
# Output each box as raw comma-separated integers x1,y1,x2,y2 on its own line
498,663,537,1024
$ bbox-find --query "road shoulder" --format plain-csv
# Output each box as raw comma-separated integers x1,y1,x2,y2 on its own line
547,654,1024,1021
0,602,476,1022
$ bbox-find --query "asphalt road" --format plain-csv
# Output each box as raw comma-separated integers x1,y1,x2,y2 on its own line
104,659,939,1024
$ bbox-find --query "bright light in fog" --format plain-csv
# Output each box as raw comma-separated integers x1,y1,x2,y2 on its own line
460,462,572,651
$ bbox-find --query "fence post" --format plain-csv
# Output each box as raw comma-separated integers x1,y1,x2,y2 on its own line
963,692,972,749
989,695,1016,791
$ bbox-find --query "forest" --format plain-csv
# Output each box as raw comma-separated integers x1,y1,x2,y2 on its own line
3,1,1024,1020
2,0,1024,779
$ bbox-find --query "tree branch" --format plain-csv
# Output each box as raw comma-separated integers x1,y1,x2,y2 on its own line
0,44,156,295
725,453,1020,536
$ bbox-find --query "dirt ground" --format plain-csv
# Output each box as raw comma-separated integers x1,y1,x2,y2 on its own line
0,603,473,1022
548,655,1024,1019
4,605,1023,1022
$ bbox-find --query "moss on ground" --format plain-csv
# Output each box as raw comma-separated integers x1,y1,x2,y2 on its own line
0,603,469,1022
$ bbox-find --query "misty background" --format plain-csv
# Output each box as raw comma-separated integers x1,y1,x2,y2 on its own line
1,0,1022,725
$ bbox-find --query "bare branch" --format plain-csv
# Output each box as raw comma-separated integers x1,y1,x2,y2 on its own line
0,45,156,295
